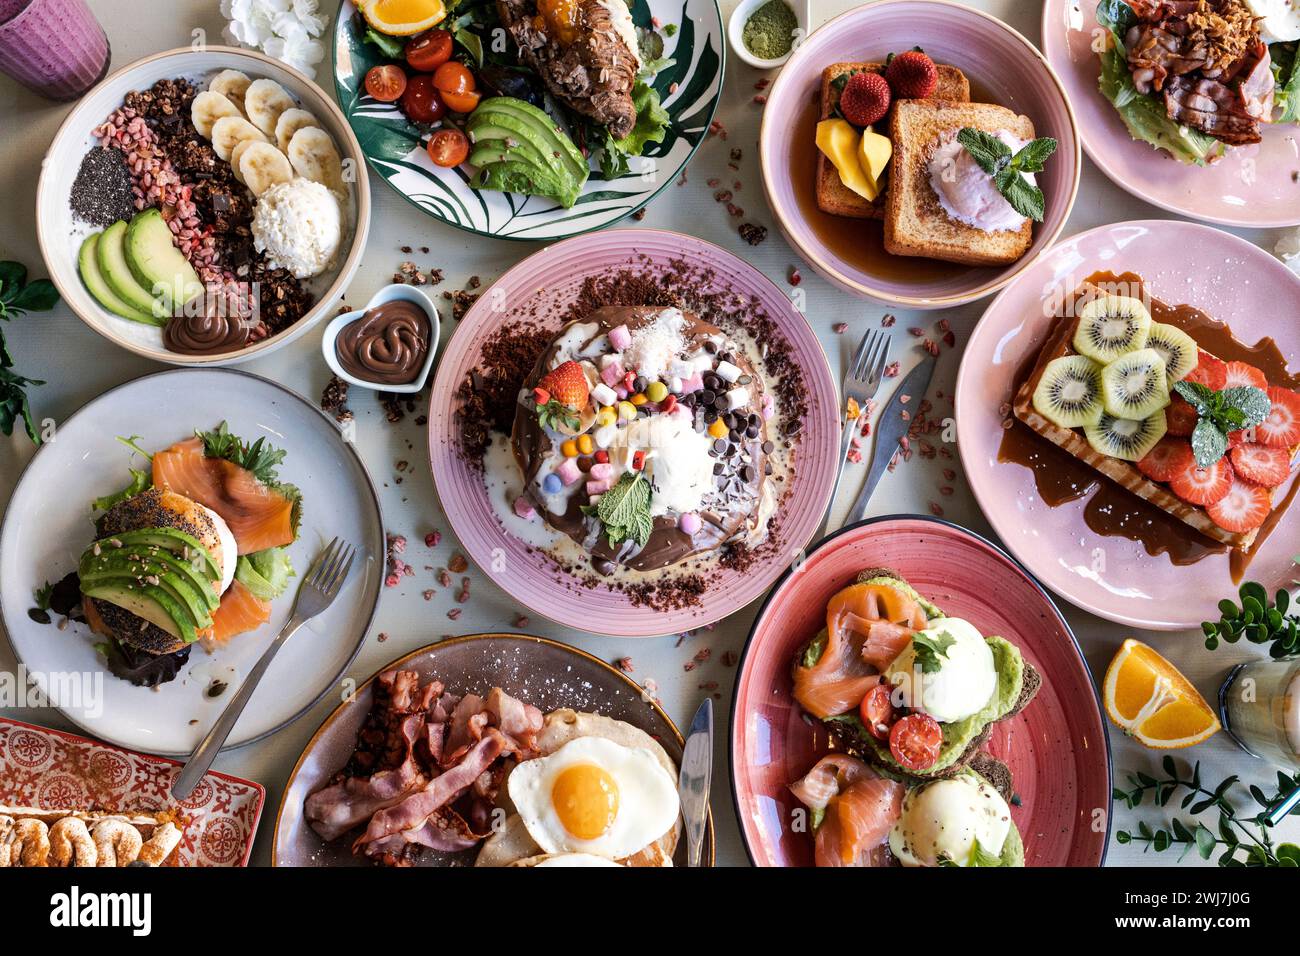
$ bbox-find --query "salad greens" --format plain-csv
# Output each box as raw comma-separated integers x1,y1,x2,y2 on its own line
0,260,58,445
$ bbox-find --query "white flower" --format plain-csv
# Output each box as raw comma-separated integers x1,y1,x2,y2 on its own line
222,0,329,77
292,0,328,37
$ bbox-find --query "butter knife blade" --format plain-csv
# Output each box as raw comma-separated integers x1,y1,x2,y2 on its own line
677,697,713,867
845,352,938,527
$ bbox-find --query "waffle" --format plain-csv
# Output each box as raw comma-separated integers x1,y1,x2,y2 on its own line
1012,283,1296,552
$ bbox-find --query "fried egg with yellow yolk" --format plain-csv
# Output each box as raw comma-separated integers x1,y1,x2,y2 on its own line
507,735,680,861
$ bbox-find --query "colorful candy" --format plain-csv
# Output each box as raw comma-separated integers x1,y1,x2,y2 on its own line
679,512,701,535
608,324,632,351
542,473,562,494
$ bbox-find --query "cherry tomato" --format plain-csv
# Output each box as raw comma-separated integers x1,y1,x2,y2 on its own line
400,74,445,124
433,60,475,96
364,64,407,103
888,714,943,771
406,28,453,72
859,684,896,741
440,88,481,113
427,128,469,167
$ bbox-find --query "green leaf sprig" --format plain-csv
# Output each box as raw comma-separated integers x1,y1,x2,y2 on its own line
1202,581,1300,658
586,471,653,548
912,629,955,673
955,128,1058,222
1173,380,1270,468
0,260,59,444
1114,756,1300,867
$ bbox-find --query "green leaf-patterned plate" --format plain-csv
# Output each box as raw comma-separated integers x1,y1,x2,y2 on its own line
332,0,724,240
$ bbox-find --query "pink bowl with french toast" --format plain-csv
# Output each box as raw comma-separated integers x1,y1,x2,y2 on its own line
760,0,1081,309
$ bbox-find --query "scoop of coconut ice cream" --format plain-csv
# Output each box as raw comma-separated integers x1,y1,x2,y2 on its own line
251,177,343,279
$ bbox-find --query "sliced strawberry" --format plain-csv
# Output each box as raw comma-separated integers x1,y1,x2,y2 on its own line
1206,477,1272,533
1169,455,1234,506
1230,443,1292,487
1183,351,1227,390
1222,361,1268,390
1165,397,1198,437
1255,386,1300,449
1137,437,1192,483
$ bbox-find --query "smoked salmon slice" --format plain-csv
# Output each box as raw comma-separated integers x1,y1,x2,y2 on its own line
791,755,903,867
198,579,271,644
793,583,927,719
152,438,295,555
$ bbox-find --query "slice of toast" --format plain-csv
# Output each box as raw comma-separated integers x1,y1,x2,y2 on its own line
1011,282,1300,551
884,100,1035,266
815,62,970,220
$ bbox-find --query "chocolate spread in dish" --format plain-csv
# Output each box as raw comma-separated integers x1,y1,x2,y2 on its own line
998,271,1300,582
335,300,431,386
164,309,251,355
511,305,775,574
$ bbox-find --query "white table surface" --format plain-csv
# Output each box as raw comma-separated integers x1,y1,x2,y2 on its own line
0,0,1296,867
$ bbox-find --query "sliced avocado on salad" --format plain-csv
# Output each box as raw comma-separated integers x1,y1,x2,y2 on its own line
467,97,590,208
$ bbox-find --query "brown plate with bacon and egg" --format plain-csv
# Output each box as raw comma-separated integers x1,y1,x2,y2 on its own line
272,633,713,867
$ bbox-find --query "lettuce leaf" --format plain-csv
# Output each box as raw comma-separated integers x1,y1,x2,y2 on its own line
597,81,670,178
1274,41,1300,125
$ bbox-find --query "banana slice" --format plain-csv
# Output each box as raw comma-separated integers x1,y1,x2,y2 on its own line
191,91,242,140
275,108,321,153
229,138,257,185
209,69,252,115
211,115,269,162
239,142,295,198
244,78,296,136
288,126,345,194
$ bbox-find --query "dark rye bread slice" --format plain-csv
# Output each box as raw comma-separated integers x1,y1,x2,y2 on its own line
815,63,971,220
819,567,1042,785
884,100,1035,266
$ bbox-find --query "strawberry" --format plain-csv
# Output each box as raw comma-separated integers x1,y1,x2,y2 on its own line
1169,455,1234,506
537,360,590,409
1206,477,1272,533
885,50,938,100
1254,386,1300,449
1137,437,1192,483
1230,443,1292,487
839,71,891,127
1222,361,1267,390
1183,351,1227,390
1165,397,1198,437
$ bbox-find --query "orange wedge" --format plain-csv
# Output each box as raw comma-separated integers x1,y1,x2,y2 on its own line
1102,639,1219,749
360,0,447,36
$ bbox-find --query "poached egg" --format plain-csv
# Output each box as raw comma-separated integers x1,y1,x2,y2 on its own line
889,774,1012,867
884,617,998,724
199,504,238,594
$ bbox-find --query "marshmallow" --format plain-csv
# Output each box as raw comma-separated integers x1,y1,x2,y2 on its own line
586,478,613,496
513,496,536,519
593,423,618,448
724,387,751,411
591,383,618,406
608,324,632,351
556,458,583,485
715,360,743,383
679,512,702,535
589,462,615,481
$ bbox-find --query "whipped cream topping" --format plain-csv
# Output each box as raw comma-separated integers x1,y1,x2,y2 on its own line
927,129,1034,234
615,411,716,516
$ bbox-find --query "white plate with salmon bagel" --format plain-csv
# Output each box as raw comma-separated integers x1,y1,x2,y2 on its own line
0,369,385,755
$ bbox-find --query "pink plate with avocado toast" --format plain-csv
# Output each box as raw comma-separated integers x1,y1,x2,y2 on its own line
427,228,838,637
731,515,1111,868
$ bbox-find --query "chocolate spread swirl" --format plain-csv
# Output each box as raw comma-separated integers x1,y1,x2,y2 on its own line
163,309,250,355
335,300,431,385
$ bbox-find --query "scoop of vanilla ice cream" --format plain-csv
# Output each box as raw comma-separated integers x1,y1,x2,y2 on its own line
251,177,344,279
927,129,1034,234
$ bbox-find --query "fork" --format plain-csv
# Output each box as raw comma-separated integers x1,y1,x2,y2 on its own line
813,329,891,542
171,537,357,800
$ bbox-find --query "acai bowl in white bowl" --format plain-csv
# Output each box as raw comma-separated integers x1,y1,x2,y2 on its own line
37,46,370,367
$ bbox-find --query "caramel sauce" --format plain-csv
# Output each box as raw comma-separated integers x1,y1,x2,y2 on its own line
998,271,1300,582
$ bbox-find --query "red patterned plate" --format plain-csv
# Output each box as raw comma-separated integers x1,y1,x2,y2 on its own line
730,515,1110,867
0,718,264,866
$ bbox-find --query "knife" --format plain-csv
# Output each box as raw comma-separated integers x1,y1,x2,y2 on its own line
677,697,713,867
844,352,938,527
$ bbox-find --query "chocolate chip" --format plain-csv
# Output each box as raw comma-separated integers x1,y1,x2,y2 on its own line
761,440,774,454
713,439,728,454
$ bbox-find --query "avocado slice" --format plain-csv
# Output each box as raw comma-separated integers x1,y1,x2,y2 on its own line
78,233,157,325
81,581,199,644
468,98,589,183
100,528,222,579
79,551,217,630
468,137,553,178
97,220,166,324
125,209,203,314
475,160,584,210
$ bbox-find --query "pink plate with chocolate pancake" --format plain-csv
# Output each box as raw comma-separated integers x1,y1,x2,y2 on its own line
426,229,838,637
731,515,1110,867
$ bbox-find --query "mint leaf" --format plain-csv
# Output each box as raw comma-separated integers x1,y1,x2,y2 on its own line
1000,173,1045,222
1221,385,1270,429
1191,418,1229,469
593,471,654,547
912,629,955,673
969,837,1004,867
1174,380,1215,414
956,127,1011,176
1009,136,1058,174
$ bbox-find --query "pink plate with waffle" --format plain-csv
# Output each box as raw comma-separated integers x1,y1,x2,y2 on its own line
427,229,838,637
0,718,264,866
731,516,1111,867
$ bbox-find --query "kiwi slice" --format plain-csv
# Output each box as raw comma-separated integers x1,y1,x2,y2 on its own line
1084,411,1168,462
1144,322,1197,384
1033,355,1105,429
1101,348,1170,418
1073,294,1152,363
